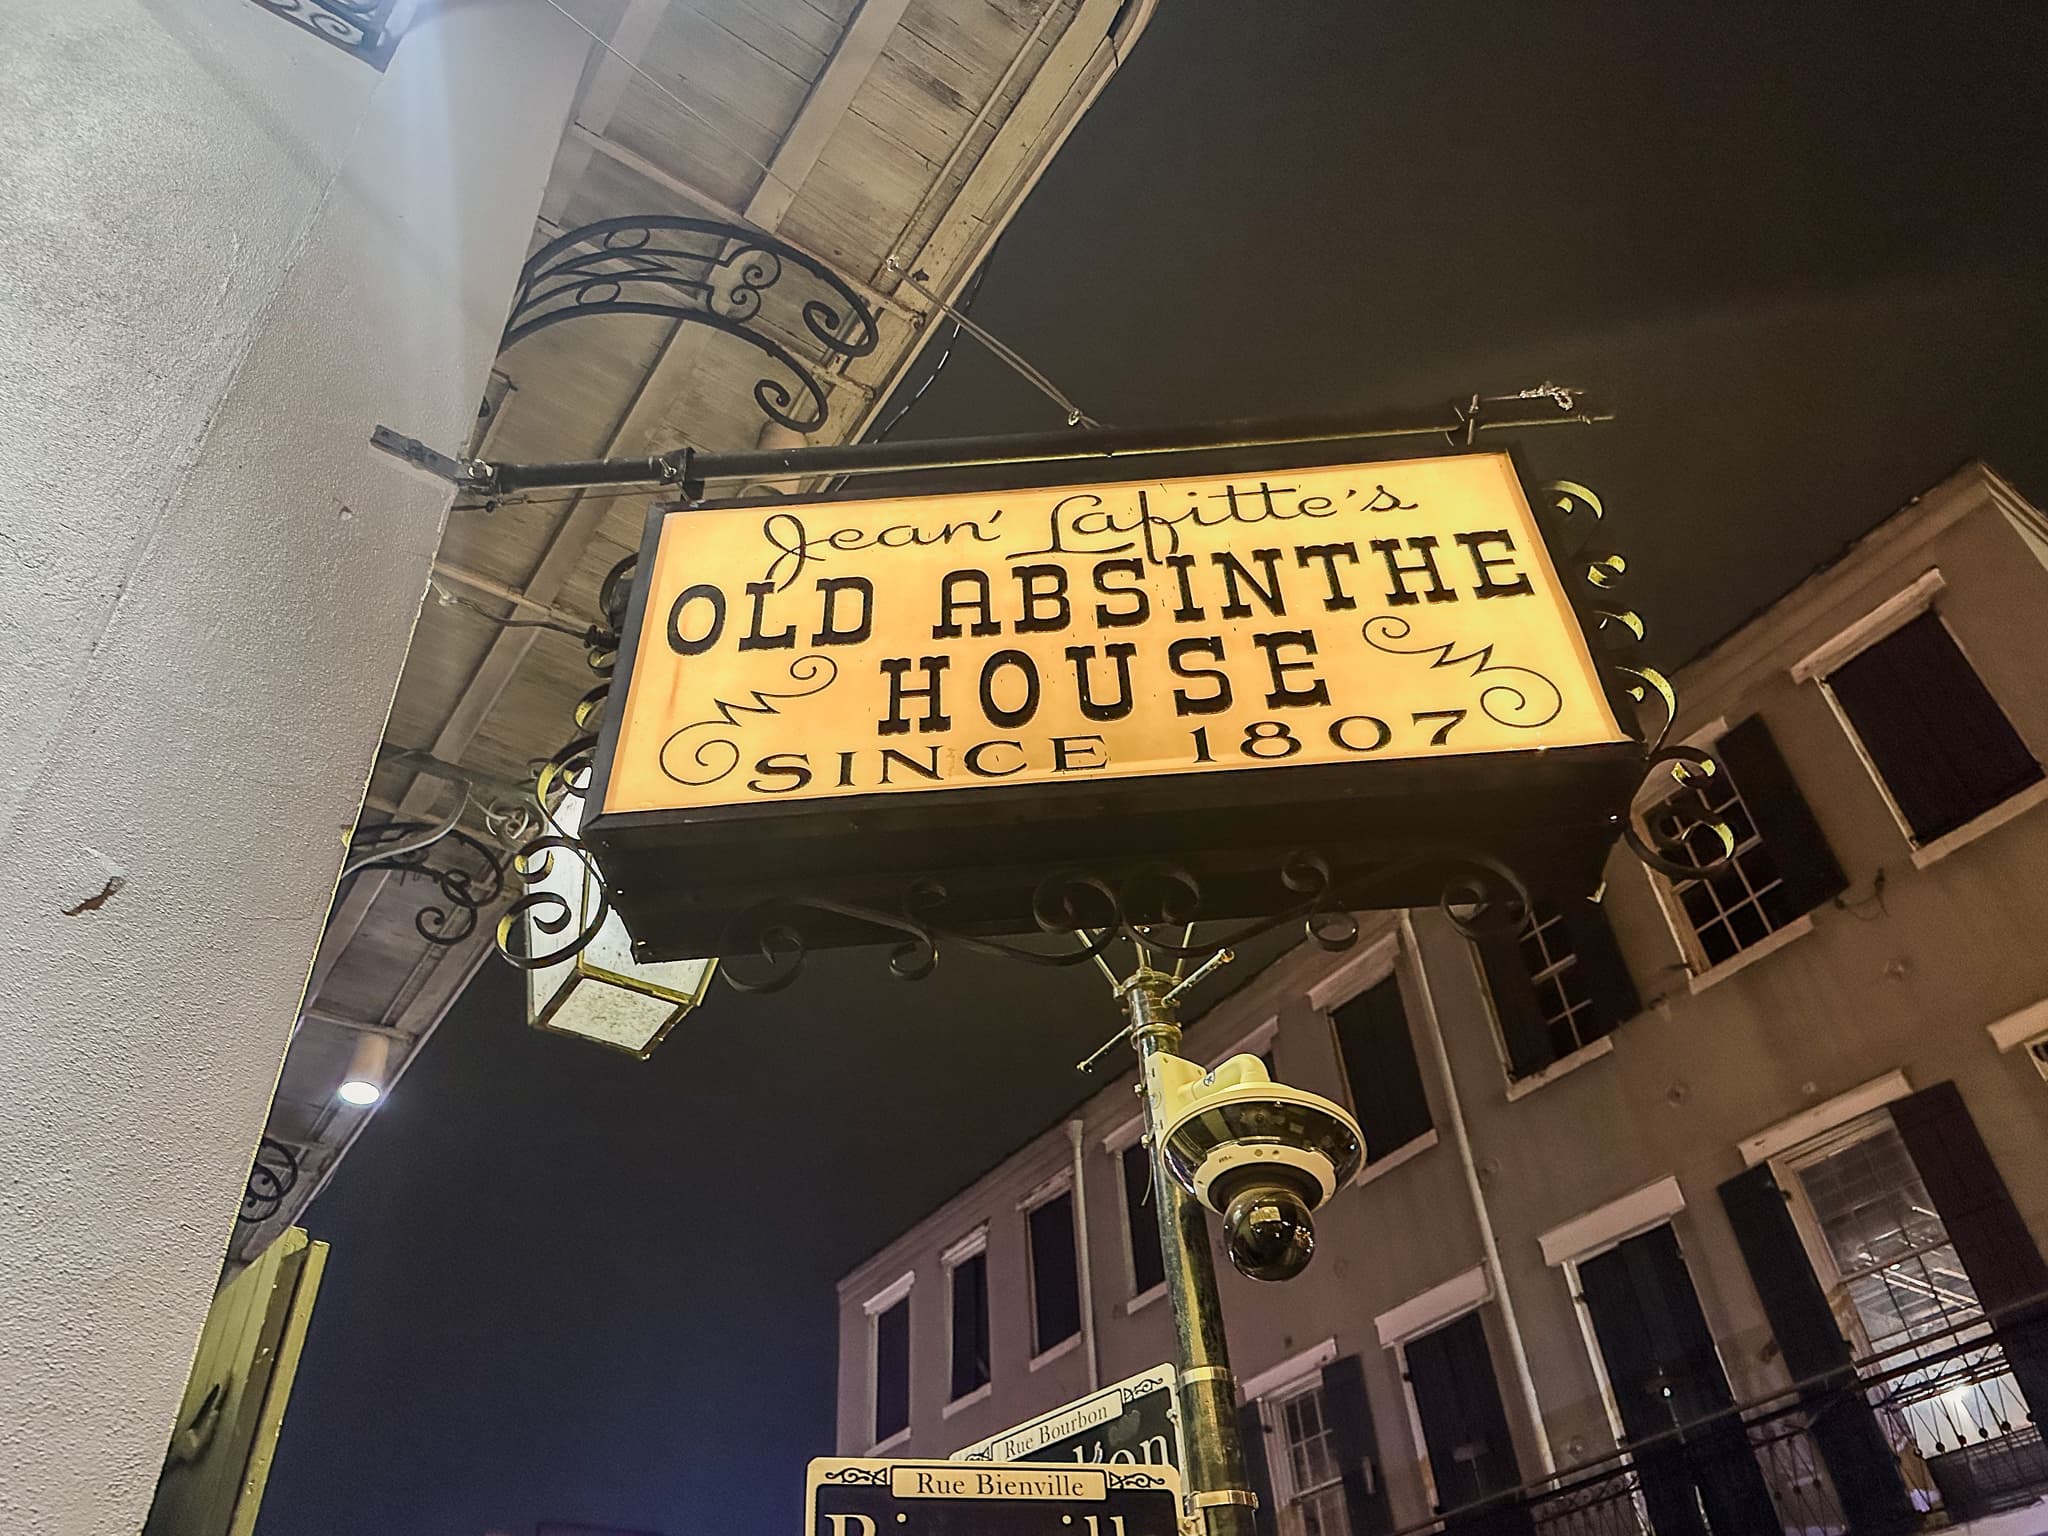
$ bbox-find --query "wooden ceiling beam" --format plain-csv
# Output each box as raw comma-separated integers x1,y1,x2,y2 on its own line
539,0,675,228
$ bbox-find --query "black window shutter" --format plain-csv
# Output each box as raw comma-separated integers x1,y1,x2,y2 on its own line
1474,927,1555,1079
1717,1164,1917,1534
1401,1314,1530,1535
1890,1081,2048,1424
1714,714,1847,914
1577,1226,1780,1536
1332,976,1434,1158
1827,611,2041,843
1029,1193,1082,1351
1236,1399,1279,1536
1320,1353,1393,1536
949,1253,989,1401
874,1297,910,1442
1121,1142,1165,1295
1561,898,1640,1034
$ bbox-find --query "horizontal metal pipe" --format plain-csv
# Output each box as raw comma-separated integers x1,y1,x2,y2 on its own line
480,454,674,493
475,398,1611,497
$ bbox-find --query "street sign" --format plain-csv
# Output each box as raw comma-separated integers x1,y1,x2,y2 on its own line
807,1458,1181,1536
587,448,1646,957
953,1364,1180,1469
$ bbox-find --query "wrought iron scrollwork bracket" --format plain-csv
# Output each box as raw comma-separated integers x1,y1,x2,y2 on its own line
239,1137,301,1224
342,819,509,945
498,216,879,434
711,849,1547,995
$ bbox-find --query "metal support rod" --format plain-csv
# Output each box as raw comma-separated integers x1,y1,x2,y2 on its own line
1125,967,1257,1536
455,394,1610,497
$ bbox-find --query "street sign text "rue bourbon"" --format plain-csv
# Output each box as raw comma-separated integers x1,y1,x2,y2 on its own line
602,452,1626,816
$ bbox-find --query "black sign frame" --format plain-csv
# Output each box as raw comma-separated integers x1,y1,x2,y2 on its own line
584,438,1647,963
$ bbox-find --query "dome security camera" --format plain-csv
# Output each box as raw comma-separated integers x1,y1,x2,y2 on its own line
1152,1053,1364,1282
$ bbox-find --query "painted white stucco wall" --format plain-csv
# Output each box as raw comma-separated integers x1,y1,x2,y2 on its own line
0,4,585,1531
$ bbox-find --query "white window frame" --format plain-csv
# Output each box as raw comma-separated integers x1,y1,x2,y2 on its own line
1791,568,2048,866
1633,716,1814,990
1769,1109,1906,1354
864,1269,916,1454
1542,1179,1690,1439
1019,1173,1083,1370
1988,997,2048,1058
1737,1069,1912,1168
1545,1207,1739,1455
940,1227,991,1415
1257,1357,1354,1536
1307,930,1401,1012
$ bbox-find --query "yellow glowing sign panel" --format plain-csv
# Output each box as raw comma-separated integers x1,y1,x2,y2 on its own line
604,452,1625,815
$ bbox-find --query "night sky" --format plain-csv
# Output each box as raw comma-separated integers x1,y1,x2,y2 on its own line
258,6,2048,1534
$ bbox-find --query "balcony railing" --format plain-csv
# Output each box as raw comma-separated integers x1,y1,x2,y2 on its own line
1384,1308,2048,1536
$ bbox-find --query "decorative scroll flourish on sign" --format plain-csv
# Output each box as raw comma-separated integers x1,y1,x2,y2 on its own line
1360,615,1564,728
659,655,839,786
819,1466,892,1487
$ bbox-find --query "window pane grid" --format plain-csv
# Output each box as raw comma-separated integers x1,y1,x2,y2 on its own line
1277,1384,1346,1497
1659,772,1794,968
1519,904,1600,1057
1794,1124,2032,1463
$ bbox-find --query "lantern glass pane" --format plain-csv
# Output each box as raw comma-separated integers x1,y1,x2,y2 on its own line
523,794,715,1053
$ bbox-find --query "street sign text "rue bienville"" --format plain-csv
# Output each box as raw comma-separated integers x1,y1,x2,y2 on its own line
806,1459,1180,1536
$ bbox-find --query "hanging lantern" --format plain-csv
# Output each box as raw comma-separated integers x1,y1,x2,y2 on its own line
500,783,716,1059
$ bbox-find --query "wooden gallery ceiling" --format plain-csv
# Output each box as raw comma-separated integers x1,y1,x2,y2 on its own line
236,0,1154,1264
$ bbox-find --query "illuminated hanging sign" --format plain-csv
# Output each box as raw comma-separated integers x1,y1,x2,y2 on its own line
586,450,1643,958
603,453,1622,812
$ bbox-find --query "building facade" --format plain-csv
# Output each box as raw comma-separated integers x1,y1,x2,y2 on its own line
834,462,2048,1536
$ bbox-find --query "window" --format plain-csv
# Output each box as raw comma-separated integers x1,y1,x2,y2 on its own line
1475,897,1640,1079
1118,1142,1165,1298
1027,1189,1082,1356
1650,715,1846,973
1786,1117,2030,1461
1267,1379,1351,1536
1330,974,1432,1161
1400,1311,1521,1518
871,1291,911,1446
1657,759,1795,968
947,1246,990,1402
1520,904,1597,1052
1822,610,2041,847
1571,1224,1780,1534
